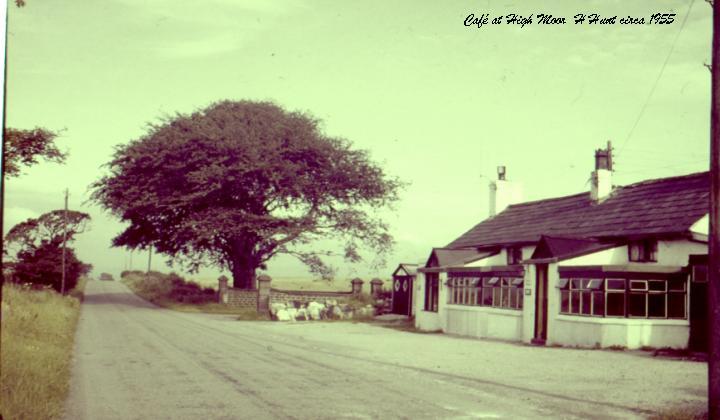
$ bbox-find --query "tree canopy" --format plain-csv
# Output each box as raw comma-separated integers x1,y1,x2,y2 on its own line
91,100,402,288
4,210,90,258
4,210,92,292
4,128,66,178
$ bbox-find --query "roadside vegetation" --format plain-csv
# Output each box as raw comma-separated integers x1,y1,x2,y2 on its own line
0,279,87,420
121,271,267,318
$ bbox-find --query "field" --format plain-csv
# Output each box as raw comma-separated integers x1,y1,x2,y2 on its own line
0,279,86,420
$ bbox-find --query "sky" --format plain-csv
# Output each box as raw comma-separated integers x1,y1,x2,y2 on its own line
2,0,713,283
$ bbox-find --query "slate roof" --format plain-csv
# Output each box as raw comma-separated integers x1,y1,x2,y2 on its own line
427,248,485,267
447,171,709,249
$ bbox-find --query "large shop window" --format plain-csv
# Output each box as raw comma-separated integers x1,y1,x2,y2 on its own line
424,274,439,312
447,276,523,310
558,277,686,319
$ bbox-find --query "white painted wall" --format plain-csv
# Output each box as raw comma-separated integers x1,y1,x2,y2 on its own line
414,271,444,332
560,239,706,267
445,306,523,341
590,169,612,201
551,317,688,349
489,179,523,217
464,245,535,267
691,214,709,235
522,264,536,343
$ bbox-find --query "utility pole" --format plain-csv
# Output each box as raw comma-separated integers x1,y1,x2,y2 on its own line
710,0,720,416
61,188,68,294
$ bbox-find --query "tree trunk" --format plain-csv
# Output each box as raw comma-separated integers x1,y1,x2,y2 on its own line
230,258,257,289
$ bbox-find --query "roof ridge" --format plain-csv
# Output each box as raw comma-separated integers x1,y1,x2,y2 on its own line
507,191,588,208
617,170,708,189
507,170,709,210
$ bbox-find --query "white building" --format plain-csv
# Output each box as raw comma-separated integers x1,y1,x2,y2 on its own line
415,145,709,350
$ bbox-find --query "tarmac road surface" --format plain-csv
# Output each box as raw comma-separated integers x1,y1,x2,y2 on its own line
64,280,705,419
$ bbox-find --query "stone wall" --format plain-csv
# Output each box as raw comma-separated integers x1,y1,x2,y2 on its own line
221,288,258,309
218,276,388,316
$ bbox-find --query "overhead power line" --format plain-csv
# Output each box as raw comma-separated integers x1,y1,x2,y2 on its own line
618,0,697,155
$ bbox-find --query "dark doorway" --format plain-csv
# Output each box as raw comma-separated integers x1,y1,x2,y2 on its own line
391,275,413,316
689,255,708,352
533,264,548,344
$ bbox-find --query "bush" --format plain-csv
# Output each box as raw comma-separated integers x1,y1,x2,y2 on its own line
124,271,216,305
9,240,91,293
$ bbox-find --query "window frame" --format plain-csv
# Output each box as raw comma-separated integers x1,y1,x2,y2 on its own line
559,275,687,320
424,274,439,312
507,247,523,265
628,240,658,263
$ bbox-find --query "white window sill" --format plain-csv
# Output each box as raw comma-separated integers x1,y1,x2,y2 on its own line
446,304,523,316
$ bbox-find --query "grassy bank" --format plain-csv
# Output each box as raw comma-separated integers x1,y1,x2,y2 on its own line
122,271,268,319
1,280,87,419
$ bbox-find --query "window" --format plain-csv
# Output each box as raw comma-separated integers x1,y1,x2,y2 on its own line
424,274,439,312
447,275,523,310
667,278,686,319
559,276,687,319
628,240,658,262
559,278,604,316
507,247,523,265
605,278,626,317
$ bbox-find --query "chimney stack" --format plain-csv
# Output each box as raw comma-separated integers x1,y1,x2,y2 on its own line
590,141,613,202
489,166,523,218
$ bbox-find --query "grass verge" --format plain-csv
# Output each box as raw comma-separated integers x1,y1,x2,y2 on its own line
1,279,87,420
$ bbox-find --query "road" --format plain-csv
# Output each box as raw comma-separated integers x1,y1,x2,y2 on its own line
64,280,705,420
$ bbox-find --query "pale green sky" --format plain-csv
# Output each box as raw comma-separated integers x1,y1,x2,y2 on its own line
2,0,713,281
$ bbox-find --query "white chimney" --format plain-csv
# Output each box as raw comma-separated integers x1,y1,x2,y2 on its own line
590,141,613,202
489,166,523,217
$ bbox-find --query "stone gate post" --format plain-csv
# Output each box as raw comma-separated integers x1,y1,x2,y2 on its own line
370,278,384,297
218,275,229,304
257,275,272,313
351,278,364,296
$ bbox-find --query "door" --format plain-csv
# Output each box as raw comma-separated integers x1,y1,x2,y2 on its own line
392,276,413,315
689,265,708,352
533,264,548,344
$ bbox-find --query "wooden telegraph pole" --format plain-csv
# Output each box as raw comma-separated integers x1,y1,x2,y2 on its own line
60,188,68,294
710,0,720,415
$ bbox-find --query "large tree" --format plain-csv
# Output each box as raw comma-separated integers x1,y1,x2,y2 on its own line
91,100,402,289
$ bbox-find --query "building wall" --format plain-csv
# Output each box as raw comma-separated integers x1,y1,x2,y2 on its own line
691,214,709,235
465,245,535,267
417,239,703,349
445,306,522,340
560,239,706,267
414,272,441,331
538,239,701,349
551,317,688,349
